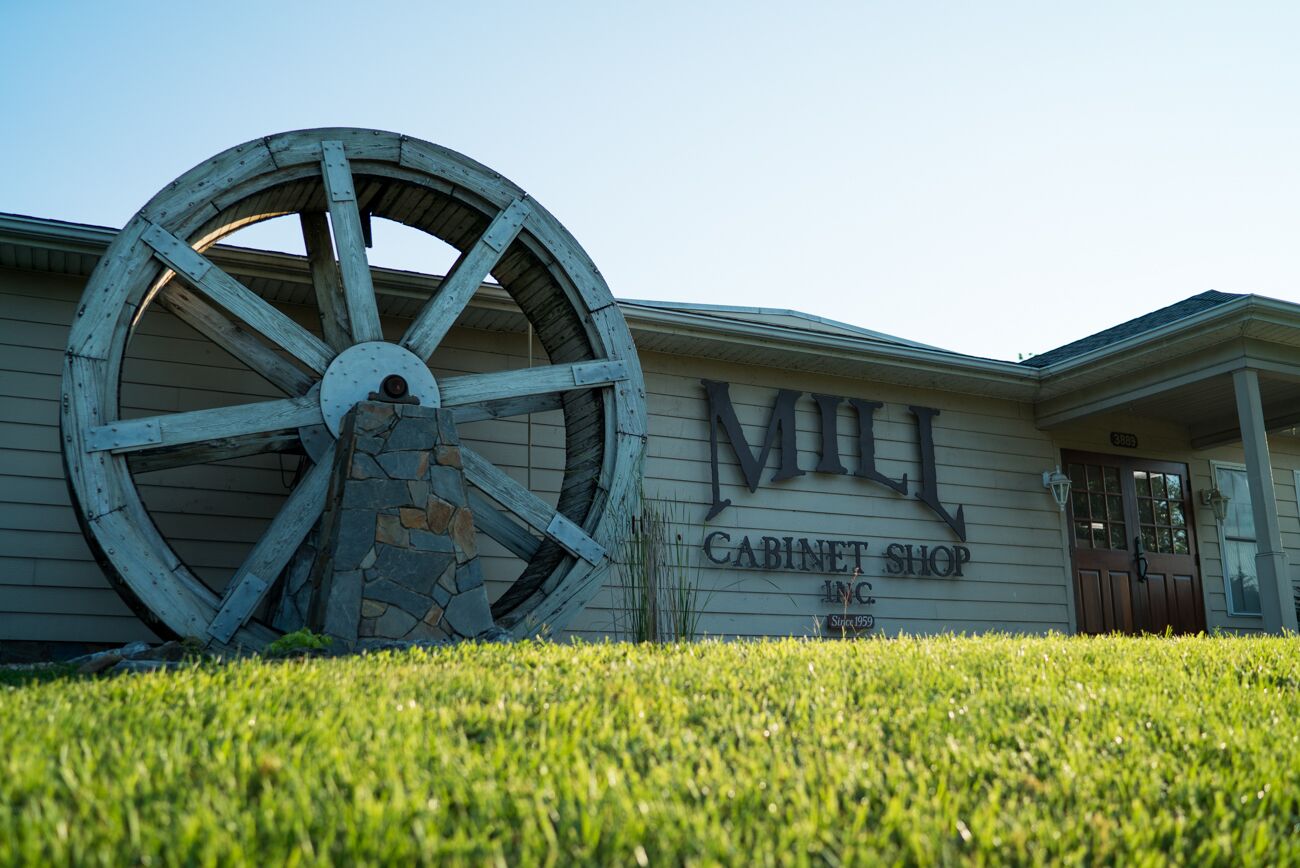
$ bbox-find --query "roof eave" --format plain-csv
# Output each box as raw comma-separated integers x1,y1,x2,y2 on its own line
7,212,1298,408
624,304,1042,399
1033,295,1300,399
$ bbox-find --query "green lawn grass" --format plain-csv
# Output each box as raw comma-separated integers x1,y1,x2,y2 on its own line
2,635,1298,865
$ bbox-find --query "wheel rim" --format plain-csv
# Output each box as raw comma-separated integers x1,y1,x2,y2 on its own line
62,128,646,649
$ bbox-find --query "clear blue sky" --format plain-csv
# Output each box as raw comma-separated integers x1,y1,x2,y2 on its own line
3,1,1298,360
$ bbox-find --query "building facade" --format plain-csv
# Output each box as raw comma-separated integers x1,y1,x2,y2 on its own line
2,212,1299,651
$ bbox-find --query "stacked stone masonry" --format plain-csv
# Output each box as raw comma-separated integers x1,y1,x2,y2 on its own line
301,401,495,646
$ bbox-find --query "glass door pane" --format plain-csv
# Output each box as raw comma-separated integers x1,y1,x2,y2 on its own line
1132,470,1189,554
1068,461,1128,550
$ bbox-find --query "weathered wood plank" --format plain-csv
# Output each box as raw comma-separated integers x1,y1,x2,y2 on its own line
269,128,403,168
517,202,615,315
141,222,335,374
61,354,126,520
320,141,382,343
460,445,603,563
460,445,552,530
439,359,628,407
140,138,278,229
86,395,323,455
402,198,531,360
157,284,316,397
67,216,154,362
207,572,270,642
450,392,564,425
467,490,541,560
127,431,303,473
207,445,335,643
89,504,213,636
298,212,352,351
395,137,522,206
544,512,604,564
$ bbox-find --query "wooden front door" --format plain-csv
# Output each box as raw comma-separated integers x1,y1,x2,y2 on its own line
1063,451,1205,635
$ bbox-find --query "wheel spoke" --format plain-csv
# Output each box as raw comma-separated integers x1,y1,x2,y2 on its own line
440,359,628,408
320,141,383,343
450,392,563,425
207,443,336,643
299,211,352,351
127,430,303,474
85,394,324,455
142,222,335,374
467,490,541,560
460,445,604,564
157,284,316,397
401,197,531,360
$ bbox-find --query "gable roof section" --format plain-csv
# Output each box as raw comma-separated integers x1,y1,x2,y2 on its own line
4,212,1298,410
1020,290,1245,368
618,299,948,352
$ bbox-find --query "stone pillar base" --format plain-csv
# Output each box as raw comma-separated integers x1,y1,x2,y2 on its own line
307,401,495,646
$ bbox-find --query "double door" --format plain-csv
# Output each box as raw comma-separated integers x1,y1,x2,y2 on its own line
1063,450,1205,635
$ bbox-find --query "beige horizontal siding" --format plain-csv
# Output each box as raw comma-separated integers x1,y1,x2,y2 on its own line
8,263,1295,644
565,348,1074,638
0,265,1078,643
0,613,155,643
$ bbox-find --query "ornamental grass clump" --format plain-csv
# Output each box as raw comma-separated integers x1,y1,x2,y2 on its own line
610,492,708,642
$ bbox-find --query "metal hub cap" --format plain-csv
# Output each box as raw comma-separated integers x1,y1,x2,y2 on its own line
318,341,440,436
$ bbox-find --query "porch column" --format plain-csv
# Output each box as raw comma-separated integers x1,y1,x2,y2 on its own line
1231,369,1297,633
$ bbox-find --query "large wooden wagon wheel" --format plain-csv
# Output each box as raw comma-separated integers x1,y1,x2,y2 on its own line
62,128,646,649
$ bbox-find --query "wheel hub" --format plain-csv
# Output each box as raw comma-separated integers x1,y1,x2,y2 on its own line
379,374,409,400
317,341,440,436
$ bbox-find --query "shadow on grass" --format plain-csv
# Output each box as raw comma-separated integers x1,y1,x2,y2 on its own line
0,663,83,687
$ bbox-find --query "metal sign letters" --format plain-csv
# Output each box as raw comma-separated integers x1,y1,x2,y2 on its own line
701,380,967,541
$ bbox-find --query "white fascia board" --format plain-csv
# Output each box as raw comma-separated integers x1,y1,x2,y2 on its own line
618,298,949,352
623,303,1041,389
0,212,115,254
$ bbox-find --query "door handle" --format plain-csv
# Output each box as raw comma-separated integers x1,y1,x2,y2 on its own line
1133,535,1149,582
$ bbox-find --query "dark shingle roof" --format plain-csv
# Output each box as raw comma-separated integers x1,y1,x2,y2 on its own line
1019,291,1245,368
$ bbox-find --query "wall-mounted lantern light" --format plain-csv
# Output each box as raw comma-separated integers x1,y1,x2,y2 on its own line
1200,488,1230,524
1043,466,1072,512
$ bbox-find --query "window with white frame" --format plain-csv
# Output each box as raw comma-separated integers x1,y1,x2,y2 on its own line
1214,463,1261,616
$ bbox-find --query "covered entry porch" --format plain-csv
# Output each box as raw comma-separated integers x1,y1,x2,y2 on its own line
1030,293,1300,634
